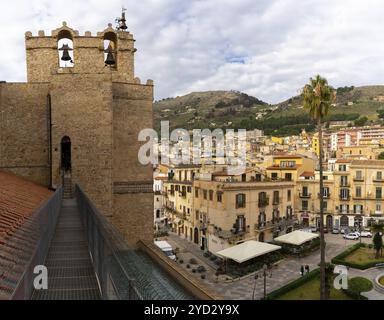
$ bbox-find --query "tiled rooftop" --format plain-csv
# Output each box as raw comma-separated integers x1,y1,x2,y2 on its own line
0,171,52,299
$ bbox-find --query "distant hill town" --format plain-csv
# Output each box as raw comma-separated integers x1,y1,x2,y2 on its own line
154,86,384,136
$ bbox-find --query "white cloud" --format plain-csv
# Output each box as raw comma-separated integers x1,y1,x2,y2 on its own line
1,0,384,103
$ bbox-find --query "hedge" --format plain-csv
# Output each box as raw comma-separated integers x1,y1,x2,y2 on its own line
264,268,320,300
265,267,368,300
331,243,382,270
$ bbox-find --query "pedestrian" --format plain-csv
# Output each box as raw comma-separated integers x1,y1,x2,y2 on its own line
305,265,309,273
300,265,304,276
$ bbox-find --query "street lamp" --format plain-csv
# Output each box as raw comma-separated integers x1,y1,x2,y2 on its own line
252,264,273,300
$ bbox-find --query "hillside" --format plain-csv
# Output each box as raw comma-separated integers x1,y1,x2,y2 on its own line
154,86,384,135
154,91,268,131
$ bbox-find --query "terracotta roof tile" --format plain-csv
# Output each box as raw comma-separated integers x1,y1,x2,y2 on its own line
0,171,52,298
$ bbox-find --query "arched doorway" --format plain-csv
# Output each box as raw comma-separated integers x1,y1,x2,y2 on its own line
194,228,199,244
340,215,349,227
259,232,265,242
61,136,71,172
326,215,333,230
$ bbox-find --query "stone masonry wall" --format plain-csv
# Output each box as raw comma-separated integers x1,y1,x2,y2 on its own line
0,82,50,186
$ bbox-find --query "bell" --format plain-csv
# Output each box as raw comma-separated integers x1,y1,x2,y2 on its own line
104,45,116,66
59,44,73,62
116,10,128,31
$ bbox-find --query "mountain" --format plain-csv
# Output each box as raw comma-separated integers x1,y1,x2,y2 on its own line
153,90,268,131
154,86,384,135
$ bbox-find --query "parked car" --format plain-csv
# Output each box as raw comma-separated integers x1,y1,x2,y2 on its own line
343,232,360,240
332,228,340,234
310,226,318,232
340,228,348,234
323,227,329,233
360,230,373,238
154,240,177,261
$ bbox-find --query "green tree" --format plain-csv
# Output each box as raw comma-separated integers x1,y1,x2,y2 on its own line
378,152,384,160
354,116,368,127
372,223,384,258
302,75,336,300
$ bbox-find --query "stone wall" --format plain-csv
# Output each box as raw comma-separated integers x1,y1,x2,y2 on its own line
0,82,50,186
112,81,154,247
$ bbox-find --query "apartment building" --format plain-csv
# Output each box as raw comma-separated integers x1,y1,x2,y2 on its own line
163,164,295,254
296,159,384,230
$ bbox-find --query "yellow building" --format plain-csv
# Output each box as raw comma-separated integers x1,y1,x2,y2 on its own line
311,134,320,157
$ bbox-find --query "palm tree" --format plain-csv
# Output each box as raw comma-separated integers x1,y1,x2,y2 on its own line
372,223,384,258
302,75,336,300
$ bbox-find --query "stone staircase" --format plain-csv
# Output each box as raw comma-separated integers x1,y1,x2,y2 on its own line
63,174,73,199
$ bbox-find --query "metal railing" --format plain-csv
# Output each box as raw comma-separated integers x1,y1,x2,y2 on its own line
10,188,62,300
75,185,192,300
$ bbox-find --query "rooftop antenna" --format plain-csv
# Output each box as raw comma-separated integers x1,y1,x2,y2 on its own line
116,7,128,31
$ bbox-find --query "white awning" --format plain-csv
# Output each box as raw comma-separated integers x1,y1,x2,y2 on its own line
216,240,281,263
274,230,319,246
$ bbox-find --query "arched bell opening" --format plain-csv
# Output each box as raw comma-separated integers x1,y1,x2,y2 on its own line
103,32,117,67
57,30,74,68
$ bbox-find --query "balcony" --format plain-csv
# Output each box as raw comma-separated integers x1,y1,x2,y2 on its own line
339,195,351,201
319,193,330,199
353,176,364,182
299,192,311,198
373,177,384,183
272,197,281,205
255,216,298,231
339,183,350,188
258,197,270,208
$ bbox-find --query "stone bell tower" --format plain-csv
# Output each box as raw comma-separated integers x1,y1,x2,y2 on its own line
1,15,155,247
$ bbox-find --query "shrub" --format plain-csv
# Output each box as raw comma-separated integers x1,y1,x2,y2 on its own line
201,274,206,280
192,269,196,273
189,258,198,265
348,277,373,294
203,252,211,258
331,243,381,270
197,266,206,273
186,264,190,269
179,260,184,264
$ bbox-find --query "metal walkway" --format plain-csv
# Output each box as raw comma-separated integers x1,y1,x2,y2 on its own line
32,198,101,300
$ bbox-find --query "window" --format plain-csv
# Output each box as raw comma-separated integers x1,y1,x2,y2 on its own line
195,187,199,198
181,186,186,197
255,174,262,181
340,176,348,186
187,208,190,214
356,170,362,180
217,192,223,203
195,210,199,220
339,165,347,172
354,205,363,214
323,187,330,197
203,190,207,200
156,210,160,219
236,193,246,208
286,206,293,218
376,204,381,213
280,161,296,167
340,204,349,214
258,192,268,207
322,201,327,211
258,212,266,226
103,32,117,67
287,190,292,202
302,200,308,211
302,186,308,197
271,173,278,180
376,187,382,199
156,197,159,202
170,185,175,195
187,186,192,193
355,186,362,198
377,172,383,180
340,189,349,200
285,173,292,181
236,215,245,233
209,190,213,201
273,191,279,204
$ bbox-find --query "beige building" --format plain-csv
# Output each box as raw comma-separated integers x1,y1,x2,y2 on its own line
296,159,384,230
164,164,296,253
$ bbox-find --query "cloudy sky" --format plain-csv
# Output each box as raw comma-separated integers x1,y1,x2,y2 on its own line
1,0,384,103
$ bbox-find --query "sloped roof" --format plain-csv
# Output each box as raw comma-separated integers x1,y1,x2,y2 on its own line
0,171,52,298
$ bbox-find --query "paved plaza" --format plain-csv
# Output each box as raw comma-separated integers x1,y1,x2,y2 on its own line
161,233,384,300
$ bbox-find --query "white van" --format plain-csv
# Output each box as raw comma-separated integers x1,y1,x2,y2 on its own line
154,240,177,261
